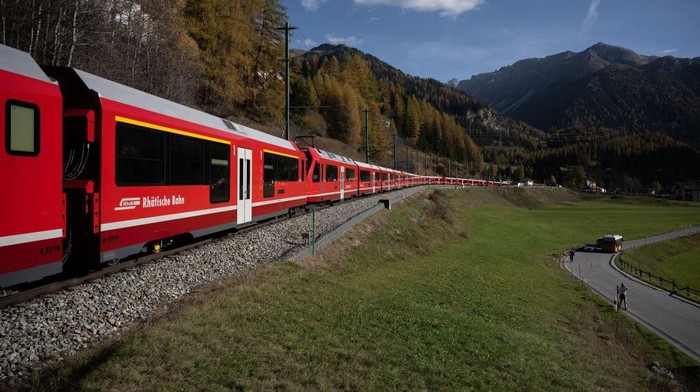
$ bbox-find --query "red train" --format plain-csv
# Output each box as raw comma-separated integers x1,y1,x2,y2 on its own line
0,44,504,288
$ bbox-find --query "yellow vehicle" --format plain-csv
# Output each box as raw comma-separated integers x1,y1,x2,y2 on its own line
597,234,623,253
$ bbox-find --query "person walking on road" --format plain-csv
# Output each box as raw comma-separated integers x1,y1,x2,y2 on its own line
569,247,575,262
619,283,628,310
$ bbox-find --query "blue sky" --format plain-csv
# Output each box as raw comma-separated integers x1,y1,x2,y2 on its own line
283,0,700,83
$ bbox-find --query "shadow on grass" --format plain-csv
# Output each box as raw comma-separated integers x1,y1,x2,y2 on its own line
8,341,122,392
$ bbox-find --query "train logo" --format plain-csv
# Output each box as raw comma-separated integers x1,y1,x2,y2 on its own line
115,197,141,211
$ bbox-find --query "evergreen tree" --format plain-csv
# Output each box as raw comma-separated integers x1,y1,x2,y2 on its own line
185,0,254,116
405,95,422,140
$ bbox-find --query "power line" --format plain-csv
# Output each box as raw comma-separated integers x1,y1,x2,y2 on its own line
276,22,298,140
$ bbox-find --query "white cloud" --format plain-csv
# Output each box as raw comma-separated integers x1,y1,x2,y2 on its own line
300,38,319,48
326,34,365,46
581,0,603,34
353,0,484,17
301,0,327,11
659,48,678,55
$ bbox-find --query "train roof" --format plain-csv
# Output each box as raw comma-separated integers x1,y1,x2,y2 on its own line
0,44,53,83
377,166,399,174
355,161,378,170
71,68,296,151
315,148,355,165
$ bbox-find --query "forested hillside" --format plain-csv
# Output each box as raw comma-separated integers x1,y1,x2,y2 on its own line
290,45,482,168
2,0,287,123
292,45,543,157
530,130,700,192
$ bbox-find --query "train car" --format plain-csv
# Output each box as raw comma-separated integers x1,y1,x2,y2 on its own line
403,172,417,188
397,170,409,188
44,67,307,266
0,45,65,287
393,170,403,189
425,175,440,186
377,166,391,191
390,168,402,190
303,147,356,203
355,161,380,196
444,177,460,186
343,159,360,198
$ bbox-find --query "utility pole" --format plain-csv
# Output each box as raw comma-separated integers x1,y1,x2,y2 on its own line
393,134,396,169
363,108,370,163
405,146,408,171
277,22,298,140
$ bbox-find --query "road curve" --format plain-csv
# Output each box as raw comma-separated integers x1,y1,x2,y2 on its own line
565,226,700,362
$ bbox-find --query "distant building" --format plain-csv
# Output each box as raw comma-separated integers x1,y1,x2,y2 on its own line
672,181,700,201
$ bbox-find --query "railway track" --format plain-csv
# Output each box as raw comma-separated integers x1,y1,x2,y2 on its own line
0,203,333,310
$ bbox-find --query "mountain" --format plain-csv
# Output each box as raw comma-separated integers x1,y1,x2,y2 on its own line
298,44,544,149
456,43,700,144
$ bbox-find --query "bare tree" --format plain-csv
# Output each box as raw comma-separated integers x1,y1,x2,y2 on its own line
66,0,79,66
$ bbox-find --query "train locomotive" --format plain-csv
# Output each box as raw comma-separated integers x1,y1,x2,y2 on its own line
0,43,503,288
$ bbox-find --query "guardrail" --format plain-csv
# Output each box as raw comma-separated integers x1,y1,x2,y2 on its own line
617,255,700,301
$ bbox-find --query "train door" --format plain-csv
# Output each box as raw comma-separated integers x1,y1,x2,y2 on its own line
319,164,324,196
340,166,345,200
237,147,252,225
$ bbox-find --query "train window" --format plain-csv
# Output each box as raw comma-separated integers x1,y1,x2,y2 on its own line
312,162,321,183
6,100,40,156
239,158,244,201
210,142,229,203
170,134,204,185
360,170,370,182
246,159,251,200
346,168,356,181
116,123,166,185
263,151,299,198
374,172,380,182
325,165,338,182
263,154,274,198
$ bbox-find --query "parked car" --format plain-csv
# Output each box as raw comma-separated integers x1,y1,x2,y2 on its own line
583,244,598,252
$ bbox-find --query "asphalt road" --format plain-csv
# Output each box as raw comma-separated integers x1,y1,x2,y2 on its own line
565,226,700,362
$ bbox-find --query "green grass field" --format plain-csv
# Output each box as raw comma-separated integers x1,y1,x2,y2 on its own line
620,234,700,299
19,188,700,391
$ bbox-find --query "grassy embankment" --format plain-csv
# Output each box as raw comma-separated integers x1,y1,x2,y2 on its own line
18,188,700,391
619,233,700,301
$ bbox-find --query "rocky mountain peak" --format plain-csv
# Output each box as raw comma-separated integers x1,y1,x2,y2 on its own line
453,43,700,144
583,42,651,67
